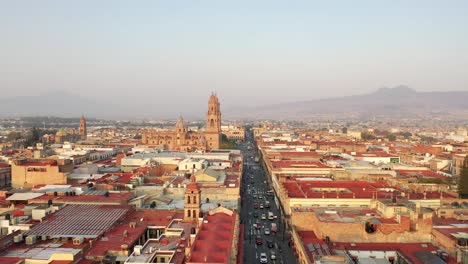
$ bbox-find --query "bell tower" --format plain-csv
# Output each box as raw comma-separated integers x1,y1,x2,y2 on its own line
184,175,201,222
79,115,87,141
205,93,221,149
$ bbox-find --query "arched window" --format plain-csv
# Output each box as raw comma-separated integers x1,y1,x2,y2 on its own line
187,196,191,204
187,210,191,217
210,119,215,127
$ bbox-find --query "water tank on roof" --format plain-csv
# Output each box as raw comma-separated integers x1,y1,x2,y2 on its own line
25,236,37,245
134,245,143,256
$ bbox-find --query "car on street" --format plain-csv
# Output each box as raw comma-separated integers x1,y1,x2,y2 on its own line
253,212,259,218
255,221,262,229
265,201,270,208
261,213,266,220
256,235,263,245
258,195,263,199
267,240,274,248
259,253,268,263
270,251,276,260
259,204,264,209
268,211,275,220
271,223,278,233
264,228,270,235
254,203,259,209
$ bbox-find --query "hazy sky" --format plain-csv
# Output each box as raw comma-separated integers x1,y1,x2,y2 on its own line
1,0,468,111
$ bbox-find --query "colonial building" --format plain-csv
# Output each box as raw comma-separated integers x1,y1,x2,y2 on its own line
79,115,87,141
141,94,222,151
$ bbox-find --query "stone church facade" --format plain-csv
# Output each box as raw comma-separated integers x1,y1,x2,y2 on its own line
141,94,222,151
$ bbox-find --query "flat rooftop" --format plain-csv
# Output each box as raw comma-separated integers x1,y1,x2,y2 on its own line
25,204,130,238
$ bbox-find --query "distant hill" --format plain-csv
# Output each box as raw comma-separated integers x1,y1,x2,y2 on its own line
226,86,468,120
0,91,129,119
0,91,203,120
1,86,467,120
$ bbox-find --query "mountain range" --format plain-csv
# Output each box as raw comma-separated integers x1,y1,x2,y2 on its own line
227,86,468,120
0,86,467,120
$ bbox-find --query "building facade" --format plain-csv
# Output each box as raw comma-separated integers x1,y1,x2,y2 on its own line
141,94,222,151
79,115,87,141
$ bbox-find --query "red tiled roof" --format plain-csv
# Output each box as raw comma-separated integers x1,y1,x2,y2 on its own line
282,180,454,199
20,160,58,166
396,170,448,179
271,160,333,169
188,211,236,263
0,257,23,264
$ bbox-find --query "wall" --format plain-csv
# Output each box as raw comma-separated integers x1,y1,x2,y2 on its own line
291,211,432,243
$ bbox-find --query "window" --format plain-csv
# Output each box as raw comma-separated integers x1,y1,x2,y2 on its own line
193,210,196,218
187,196,191,204
188,210,191,217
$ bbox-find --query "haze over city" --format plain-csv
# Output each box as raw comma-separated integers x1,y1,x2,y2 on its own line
2,2,468,264
1,1,468,118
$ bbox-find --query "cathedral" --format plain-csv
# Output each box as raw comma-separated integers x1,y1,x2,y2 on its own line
141,94,222,151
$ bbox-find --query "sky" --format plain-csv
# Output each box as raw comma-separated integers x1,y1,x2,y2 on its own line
1,0,468,114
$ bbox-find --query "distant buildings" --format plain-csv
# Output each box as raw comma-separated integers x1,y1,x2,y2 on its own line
11,159,73,188
142,94,222,151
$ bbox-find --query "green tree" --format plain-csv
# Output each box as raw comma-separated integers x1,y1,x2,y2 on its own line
387,134,397,141
341,127,348,134
6,131,22,141
459,156,468,198
24,126,41,146
361,133,376,140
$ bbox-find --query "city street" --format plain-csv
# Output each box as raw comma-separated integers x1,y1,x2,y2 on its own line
239,132,297,264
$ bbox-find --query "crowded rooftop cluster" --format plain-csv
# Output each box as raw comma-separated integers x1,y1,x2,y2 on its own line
253,123,468,263
0,95,246,264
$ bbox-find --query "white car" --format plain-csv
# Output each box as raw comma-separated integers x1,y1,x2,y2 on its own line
270,251,276,260
264,228,270,235
260,253,268,263
261,214,266,220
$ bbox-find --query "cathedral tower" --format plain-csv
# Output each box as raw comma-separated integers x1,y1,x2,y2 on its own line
205,93,221,149
79,115,87,141
184,175,201,222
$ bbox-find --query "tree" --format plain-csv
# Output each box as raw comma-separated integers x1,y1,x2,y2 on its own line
459,156,468,198
361,133,376,140
387,134,397,141
25,126,41,146
6,131,22,142
341,127,348,134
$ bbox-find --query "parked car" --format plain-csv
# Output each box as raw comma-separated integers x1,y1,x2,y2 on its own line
260,204,264,209
260,252,268,263
254,203,259,209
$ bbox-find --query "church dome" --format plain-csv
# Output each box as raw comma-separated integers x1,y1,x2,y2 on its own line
175,116,187,129
56,129,68,136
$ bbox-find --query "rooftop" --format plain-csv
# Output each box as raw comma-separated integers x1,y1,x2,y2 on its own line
25,204,130,238
188,209,236,263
